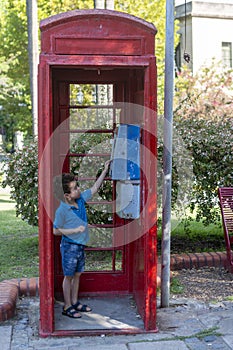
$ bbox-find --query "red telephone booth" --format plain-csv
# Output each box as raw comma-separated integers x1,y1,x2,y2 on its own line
38,9,157,337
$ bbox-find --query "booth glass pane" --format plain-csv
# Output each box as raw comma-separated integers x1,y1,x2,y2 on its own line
69,155,111,178
88,226,113,247
85,250,123,272
115,108,121,125
69,84,113,106
69,108,114,130
69,133,112,154
87,203,113,225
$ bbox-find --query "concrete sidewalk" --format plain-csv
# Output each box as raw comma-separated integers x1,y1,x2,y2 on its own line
1,296,233,350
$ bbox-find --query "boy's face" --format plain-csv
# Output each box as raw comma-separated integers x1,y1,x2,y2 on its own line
65,180,81,201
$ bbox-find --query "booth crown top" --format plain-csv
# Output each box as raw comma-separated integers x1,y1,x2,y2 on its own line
40,9,157,35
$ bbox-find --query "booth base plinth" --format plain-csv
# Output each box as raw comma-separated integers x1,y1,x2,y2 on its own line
54,295,144,332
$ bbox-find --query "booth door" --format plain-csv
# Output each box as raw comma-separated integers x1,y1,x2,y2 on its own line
52,72,131,296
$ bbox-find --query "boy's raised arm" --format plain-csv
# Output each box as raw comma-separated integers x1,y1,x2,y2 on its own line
90,160,111,196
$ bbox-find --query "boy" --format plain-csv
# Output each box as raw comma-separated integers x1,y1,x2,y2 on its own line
53,160,110,318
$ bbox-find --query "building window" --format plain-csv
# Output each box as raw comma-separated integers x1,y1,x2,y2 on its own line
175,42,182,73
222,42,232,68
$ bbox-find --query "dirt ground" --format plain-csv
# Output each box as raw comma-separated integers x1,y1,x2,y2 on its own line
171,266,233,302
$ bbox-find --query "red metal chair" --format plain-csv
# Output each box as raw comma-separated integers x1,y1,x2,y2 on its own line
218,187,233,272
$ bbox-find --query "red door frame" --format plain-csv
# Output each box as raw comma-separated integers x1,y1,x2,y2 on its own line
38,9,157,337
52,72,132,298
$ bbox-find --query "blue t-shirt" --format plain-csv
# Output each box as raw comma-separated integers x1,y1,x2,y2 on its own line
53,189,92,245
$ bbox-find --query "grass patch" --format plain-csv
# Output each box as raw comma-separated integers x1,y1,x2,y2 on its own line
170,277,185,294
0,191,38,281
0,236,39,281
0,210,37,237
157,217,224,254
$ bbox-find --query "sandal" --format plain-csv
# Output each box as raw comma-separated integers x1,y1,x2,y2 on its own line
62,305,82,318
72,301,92,312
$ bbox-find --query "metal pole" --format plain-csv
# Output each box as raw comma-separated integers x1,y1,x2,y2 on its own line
161,0,175,308
26,0,39,136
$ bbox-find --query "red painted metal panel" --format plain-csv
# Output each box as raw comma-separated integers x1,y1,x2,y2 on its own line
39,54,152,69
128,57,157,331
218,187,233,272
38,61,55,335
143,58,157,331
40,10,156,55
54,37,143,56
38,9,157,336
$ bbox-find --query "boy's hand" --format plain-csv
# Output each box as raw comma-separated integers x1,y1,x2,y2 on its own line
104,159,111,172
75,225,86,233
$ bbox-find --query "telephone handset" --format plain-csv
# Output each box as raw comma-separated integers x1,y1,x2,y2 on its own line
110,124,140,219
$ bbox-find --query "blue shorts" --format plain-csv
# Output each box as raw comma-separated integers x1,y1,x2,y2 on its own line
60,241,85,276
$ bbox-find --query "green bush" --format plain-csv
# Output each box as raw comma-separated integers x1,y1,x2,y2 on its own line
174,62,233,224
2,140,38,226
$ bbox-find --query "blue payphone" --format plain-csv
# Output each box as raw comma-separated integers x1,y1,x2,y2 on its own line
110,124,140,219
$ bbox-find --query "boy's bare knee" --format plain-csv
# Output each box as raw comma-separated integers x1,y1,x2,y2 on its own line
64,275,73,281
75,272,82,278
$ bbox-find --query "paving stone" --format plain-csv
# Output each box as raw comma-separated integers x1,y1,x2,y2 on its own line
128,340,189,350
223,335,233,349
75,345,128,350
0,326,12,350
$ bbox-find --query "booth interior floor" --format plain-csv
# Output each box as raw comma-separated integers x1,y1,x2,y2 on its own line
54,295,144,331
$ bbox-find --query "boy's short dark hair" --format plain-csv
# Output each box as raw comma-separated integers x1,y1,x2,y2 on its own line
53,173,76,201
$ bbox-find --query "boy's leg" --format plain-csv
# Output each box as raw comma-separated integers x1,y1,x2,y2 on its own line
63,275,81,317
71,273,91,312
60,242,84,317
63,275,72,308
71,272,81,305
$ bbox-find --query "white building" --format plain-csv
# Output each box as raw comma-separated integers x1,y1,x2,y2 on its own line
175,0,233,72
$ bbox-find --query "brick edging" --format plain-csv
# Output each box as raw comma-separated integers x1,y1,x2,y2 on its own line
170,251,228,271
0,252,230,322
0,277,39,322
